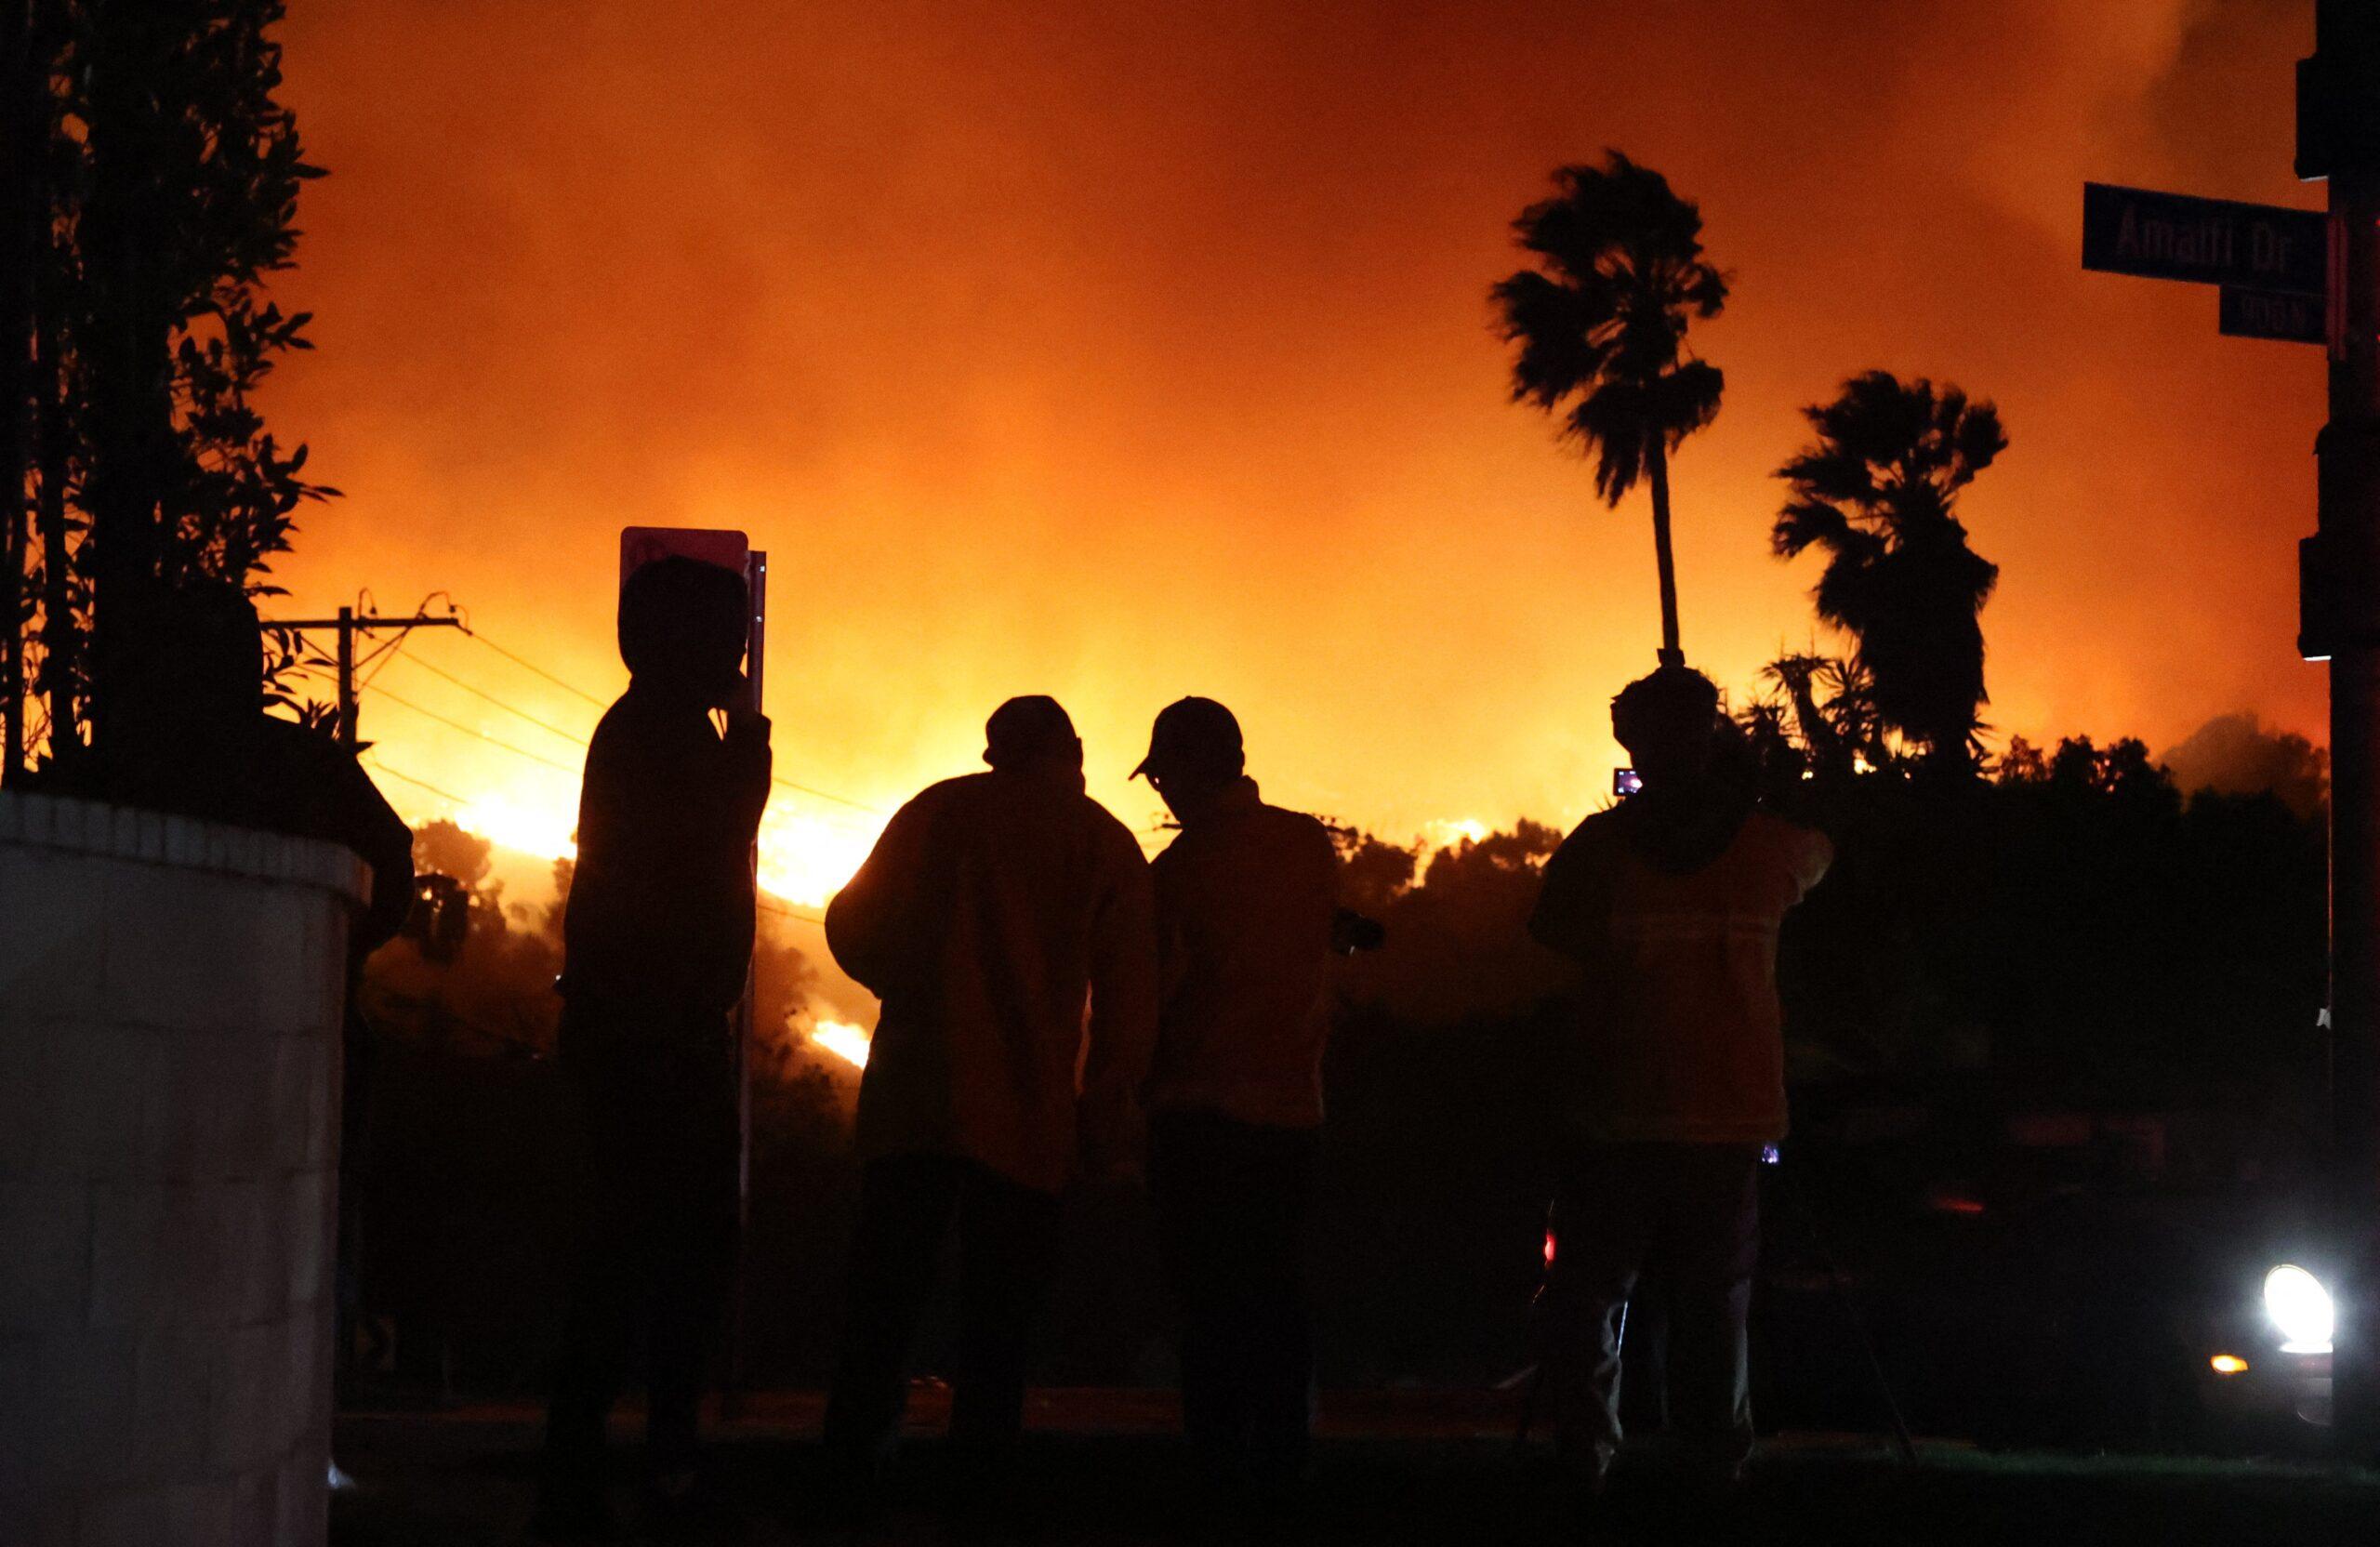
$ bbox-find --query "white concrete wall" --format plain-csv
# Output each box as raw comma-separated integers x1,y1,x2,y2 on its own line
0,793,368,1547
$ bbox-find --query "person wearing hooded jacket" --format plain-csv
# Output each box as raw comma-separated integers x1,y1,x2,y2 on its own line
821,694,1157,1493
536,555,771,1540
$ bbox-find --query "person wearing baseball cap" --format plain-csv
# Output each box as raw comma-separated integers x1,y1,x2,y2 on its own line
822,695,1157,1501
1136,696,1342,1499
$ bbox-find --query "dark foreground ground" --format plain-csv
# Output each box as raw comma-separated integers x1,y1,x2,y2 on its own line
330,1390,2380,1547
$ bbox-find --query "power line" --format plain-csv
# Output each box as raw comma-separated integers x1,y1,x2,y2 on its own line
462,628,609,707
771,773,885,816
367,683,584,778
457,626,888,817
394,654,593,747
760,899,828,927
366,760,469,806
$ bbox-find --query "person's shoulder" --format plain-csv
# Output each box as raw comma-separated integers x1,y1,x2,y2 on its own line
918,772,988,803
1742,808,1828,851
1078,790,1141,842
585,691,659,751
1741,808,1834,876
1560,805,1631,851
894,772,986,823
1256,800,1336,861
1539,807,1632,883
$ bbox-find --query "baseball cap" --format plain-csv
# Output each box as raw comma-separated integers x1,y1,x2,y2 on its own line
1131,696,1243,780
984,695,1078,768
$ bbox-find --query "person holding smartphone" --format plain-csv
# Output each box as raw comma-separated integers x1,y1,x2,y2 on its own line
536,555,771,1542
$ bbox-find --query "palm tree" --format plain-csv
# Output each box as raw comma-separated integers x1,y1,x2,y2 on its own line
1773,371,2007,769
1761,651,1884,783
1492,152,1726,667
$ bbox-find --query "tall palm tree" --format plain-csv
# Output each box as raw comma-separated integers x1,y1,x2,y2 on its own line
1773,371,2007,769
1492,152,1726,667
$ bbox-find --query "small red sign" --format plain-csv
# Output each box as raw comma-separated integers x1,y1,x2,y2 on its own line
619,525,749,588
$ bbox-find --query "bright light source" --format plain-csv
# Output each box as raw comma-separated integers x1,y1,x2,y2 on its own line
811,1019,871,1069
2264,1264,2334,1355
2209,1354,2249,1375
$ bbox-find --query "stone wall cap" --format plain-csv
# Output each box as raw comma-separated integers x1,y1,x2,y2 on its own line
0,790,373,906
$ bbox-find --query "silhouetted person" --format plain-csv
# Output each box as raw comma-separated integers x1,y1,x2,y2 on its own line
1527,666,1831,1496
92,581,414,955
91,583,415,1497
823,695,1156,1501
536,556,769,1540
1135,697,1340,1498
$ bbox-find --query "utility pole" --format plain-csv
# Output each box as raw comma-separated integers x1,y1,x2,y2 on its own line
258,606,464,750
2299,0,2380,1461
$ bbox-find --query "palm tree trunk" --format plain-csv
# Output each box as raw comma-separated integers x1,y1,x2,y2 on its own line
0,0,34,783
1646,435,1684,666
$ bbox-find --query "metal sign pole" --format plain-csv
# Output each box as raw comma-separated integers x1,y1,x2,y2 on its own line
725,550,764,1413
2296,0,2380,1460
2322,161,2380,1460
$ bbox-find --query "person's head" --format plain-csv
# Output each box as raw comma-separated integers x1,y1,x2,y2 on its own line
617,556,749,707
984,695,1083,781
1131,696,1244,819
1610,666,1722,791
123,581,265,733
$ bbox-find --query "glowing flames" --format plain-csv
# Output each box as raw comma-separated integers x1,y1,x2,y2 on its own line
810,1019,872,1069
756,806,883,909
456,796,579,864
398,779,887,914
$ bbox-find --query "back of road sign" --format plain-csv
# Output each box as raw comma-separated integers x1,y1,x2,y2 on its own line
2082,182,2327,296
2221,285,2329,345
620,525,749,584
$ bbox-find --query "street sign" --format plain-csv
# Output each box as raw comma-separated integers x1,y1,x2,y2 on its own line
2220,284,2329,345
619,525,757,705
619,524,748,582
2082,182,2327,296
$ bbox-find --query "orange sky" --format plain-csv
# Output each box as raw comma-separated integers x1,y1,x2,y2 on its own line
263,0,2332,903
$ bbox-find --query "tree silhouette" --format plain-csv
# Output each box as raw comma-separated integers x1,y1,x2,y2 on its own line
1747,650,1884,788
1492,152,1727,667
1773,372,2006,771
1,1,328,780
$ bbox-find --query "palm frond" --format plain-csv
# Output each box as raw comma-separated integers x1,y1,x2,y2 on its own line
1771,497,1854,559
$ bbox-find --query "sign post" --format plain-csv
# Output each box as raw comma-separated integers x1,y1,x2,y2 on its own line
2083,0,2380,1460
2302,0,2380,1458
618,526,765,1412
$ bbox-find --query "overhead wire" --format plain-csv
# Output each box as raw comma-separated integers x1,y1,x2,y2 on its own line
364,760,469,806
393,654,594,747
461,627,609,707
450,627,890,816
366,683,584,778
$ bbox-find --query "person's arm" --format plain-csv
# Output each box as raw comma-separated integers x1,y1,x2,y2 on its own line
1080,829,1158,1182
610,708,770,870
721,707,773,849
1527,823,1611,962
1151,845,1192,1018
824,793,935,997
1791,826,1837,901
